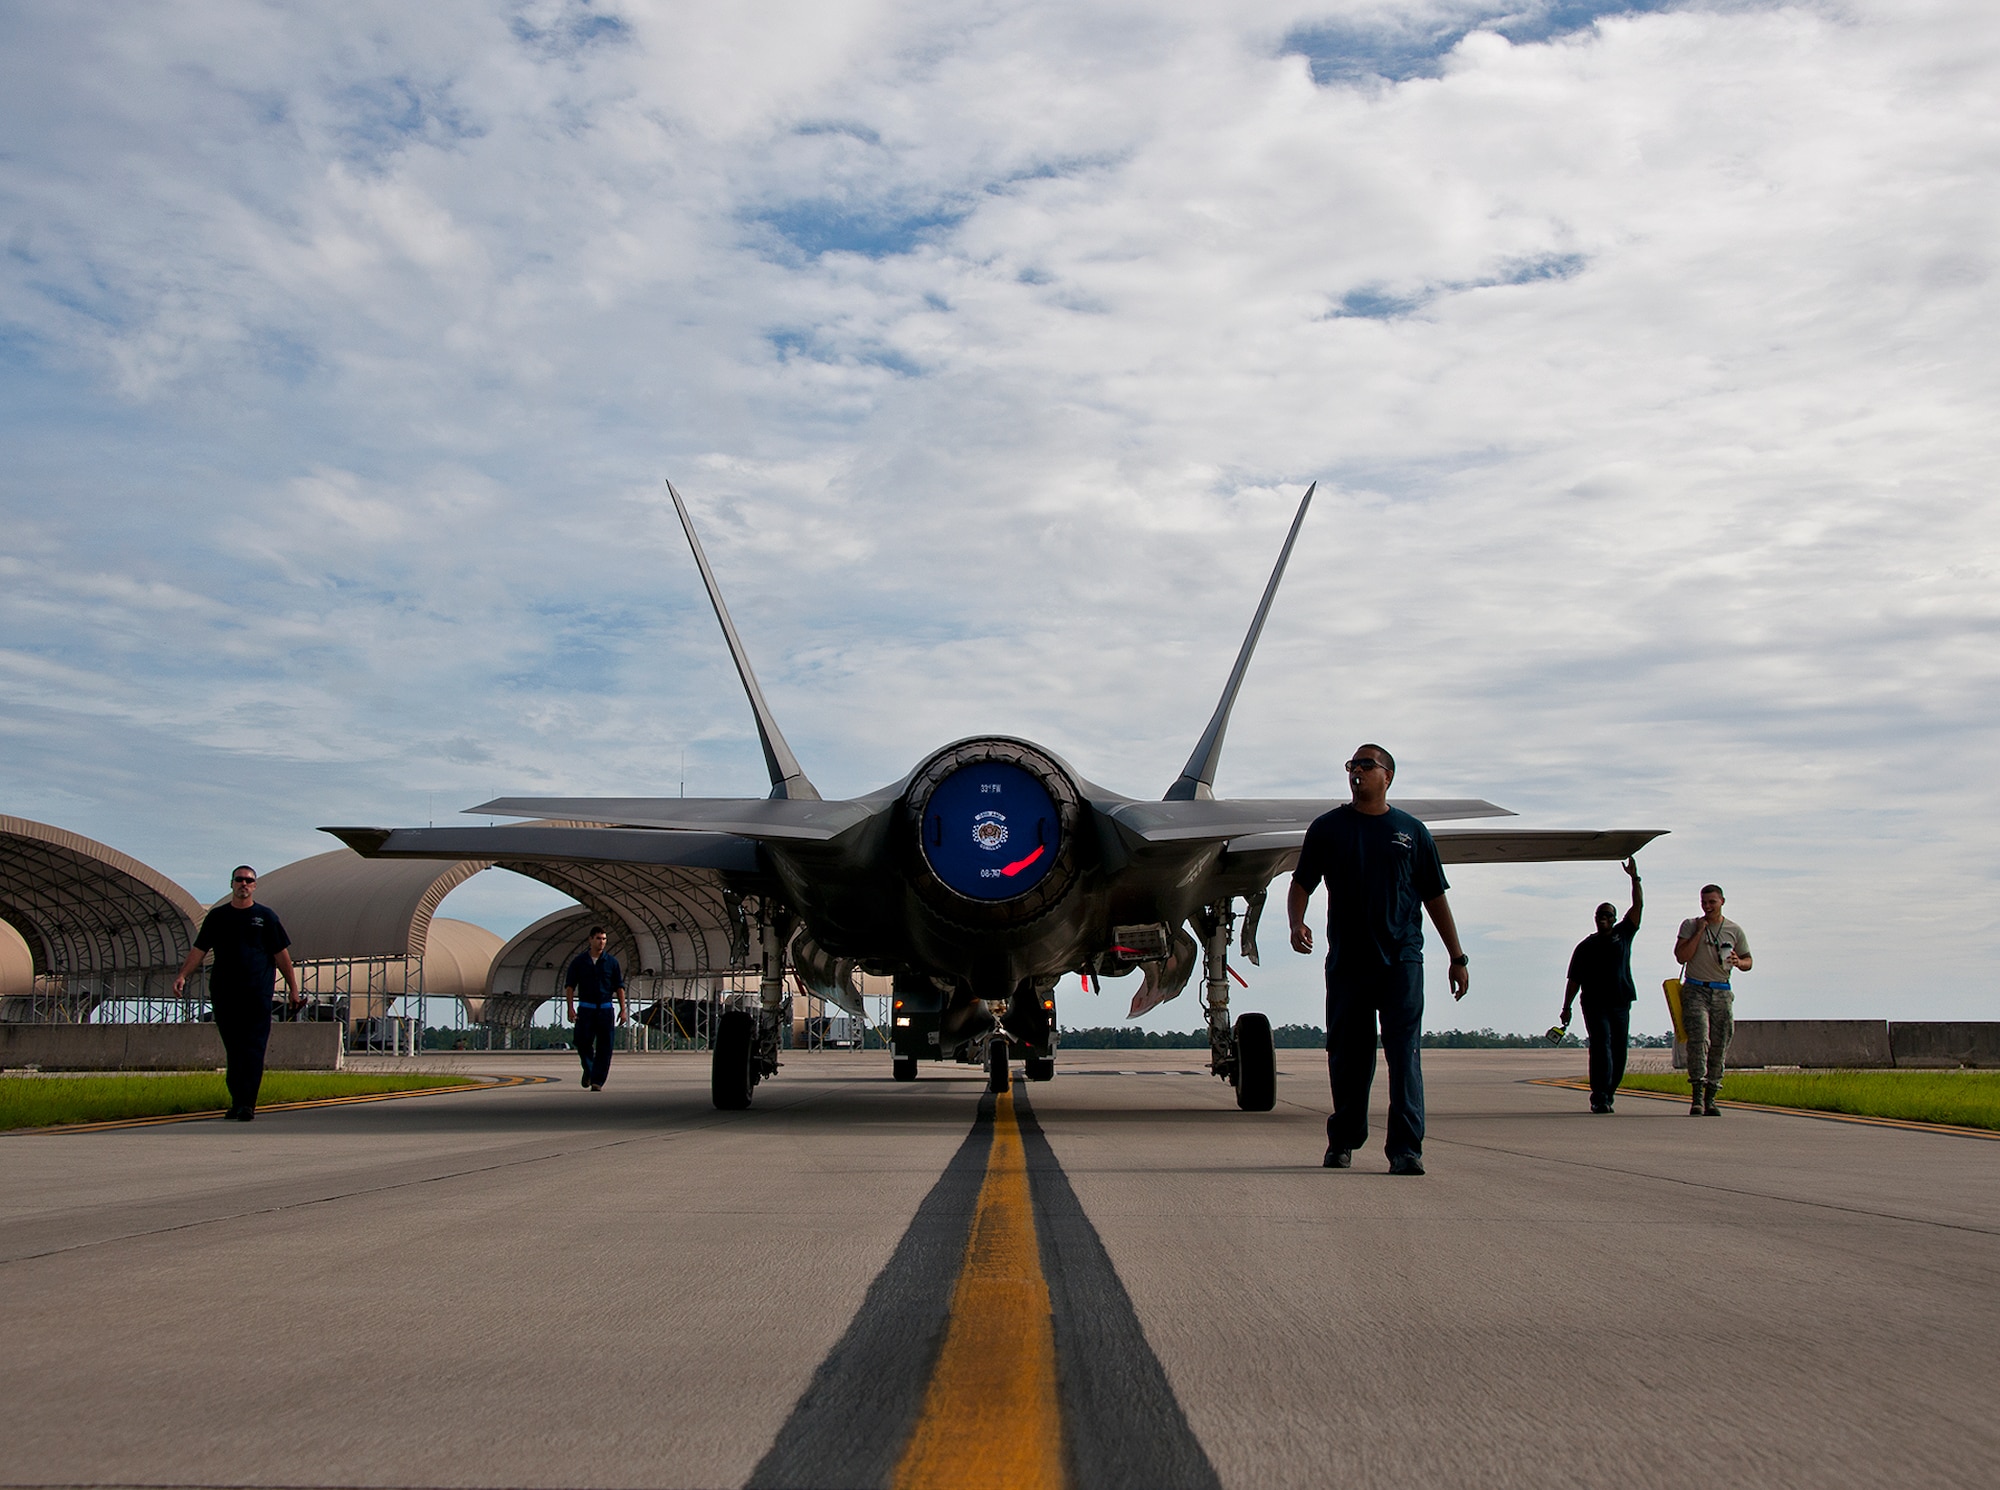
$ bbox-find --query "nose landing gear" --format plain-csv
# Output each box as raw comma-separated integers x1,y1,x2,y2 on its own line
986,1037,1011,1093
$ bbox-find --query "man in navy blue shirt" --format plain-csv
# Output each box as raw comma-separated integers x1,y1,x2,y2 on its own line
172,865,299,1121
565,926,628,1091
1287,745,1469,1175
1561,858,1643,1113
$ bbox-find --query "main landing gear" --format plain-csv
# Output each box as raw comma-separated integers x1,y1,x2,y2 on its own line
712,899,787,1110
712,1008,757,1110
1200,900,1277,1111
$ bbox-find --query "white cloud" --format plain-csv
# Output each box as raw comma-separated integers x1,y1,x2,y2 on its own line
1,0,1996,1035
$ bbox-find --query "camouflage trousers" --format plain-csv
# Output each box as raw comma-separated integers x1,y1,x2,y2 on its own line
1682,984,1734,1091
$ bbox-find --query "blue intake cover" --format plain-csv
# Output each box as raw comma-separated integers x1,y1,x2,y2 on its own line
920,761,1060,900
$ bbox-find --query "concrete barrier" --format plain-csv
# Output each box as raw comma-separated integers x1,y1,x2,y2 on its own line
1730,1020,1893,1069
1673,1019,1893,1069
0,1022,343,1071
1887,1022,2000,1069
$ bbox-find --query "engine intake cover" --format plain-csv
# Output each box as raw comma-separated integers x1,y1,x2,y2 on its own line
908,739,1082,930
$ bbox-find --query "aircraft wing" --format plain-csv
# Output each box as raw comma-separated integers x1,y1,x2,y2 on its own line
468,796,877,842
1218,826,1666,871
1105,797,1514,845
323,824,765,873
1430,828,1666,864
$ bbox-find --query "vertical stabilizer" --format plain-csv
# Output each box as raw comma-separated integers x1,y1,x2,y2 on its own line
666,480,821,802
1164,483,1316,801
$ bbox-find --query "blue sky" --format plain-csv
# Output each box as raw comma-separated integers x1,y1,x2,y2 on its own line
3,0,1997,1035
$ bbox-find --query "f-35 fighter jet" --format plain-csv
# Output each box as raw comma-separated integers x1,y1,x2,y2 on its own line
327,482,1661,1110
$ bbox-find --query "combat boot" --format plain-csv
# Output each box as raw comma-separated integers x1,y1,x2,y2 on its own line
1703,1087,1722,1116
1689,1083,1704,1116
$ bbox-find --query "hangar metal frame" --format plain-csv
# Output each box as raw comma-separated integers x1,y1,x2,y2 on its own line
2,816,881,1057
0,815,207,1024
250,849,491,1046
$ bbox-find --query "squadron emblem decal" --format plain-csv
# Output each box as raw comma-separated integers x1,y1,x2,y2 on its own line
972,810,1009,851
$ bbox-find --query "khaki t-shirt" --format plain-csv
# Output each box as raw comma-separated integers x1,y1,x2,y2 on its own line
1679,916,1749,984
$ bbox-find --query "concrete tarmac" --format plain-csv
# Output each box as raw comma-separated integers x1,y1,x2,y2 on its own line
3,1048,1995,1489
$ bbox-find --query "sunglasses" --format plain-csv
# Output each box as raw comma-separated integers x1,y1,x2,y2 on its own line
232,875,256,884
1344,759,1387,773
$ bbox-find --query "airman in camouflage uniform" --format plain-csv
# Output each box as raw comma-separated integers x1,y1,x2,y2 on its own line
1674,885,1752,1115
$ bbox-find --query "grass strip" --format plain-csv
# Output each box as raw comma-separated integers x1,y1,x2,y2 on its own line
1,1071,478,1130
1620,1069,2000,1130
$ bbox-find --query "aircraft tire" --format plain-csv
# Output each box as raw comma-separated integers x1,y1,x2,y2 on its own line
986,1039,1011,1094
892,1056,918,1082
1025,1056,1054,1082
1234,1012,1276,1112
712,1010,756,1110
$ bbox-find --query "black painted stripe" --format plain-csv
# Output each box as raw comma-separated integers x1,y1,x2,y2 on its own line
746,1095,995,1490
747,1087,1221,1490
1014,1088,1223,1490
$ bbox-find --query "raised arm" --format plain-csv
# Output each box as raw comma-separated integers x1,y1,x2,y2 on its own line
1620,858,1643,930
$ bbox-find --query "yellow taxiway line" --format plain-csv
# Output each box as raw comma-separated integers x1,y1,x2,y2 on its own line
14,1073,554,1135
1531,1076,2000,1140
894,1088,1065,1490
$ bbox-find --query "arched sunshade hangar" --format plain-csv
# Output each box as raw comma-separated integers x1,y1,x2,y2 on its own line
0,815,206,1022
484,907,604,1030
255,849,495,1022
485,903,756,1040
489,858,751,1006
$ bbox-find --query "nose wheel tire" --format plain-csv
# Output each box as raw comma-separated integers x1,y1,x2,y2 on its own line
892,1055,918,1082
1024,1056,1054,1082
712,1010,756,1110
986,1039,1011,1094
1233,1011,1276,1111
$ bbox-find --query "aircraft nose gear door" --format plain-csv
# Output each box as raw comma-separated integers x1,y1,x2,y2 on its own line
1201,901,1275,1111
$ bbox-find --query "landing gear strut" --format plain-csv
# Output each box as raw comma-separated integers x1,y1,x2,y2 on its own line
1200,900,1276,1111
712,898,787,1110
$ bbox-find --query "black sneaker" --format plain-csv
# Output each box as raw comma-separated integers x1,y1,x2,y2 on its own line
1388,1154,1425,1176
580,1074,590,1088
1322,1146,1352,1168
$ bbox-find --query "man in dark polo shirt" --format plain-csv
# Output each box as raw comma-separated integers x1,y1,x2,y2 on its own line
172,865,299,1121
1287,744,1470,1175
565,926,629,1092
1561,858,1643,1113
